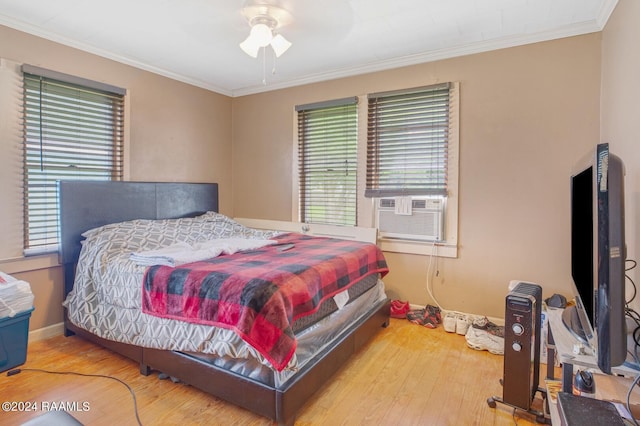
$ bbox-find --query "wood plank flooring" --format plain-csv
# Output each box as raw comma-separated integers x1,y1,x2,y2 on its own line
0,319,548,425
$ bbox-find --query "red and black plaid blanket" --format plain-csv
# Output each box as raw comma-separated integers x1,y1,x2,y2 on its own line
141,233,388,371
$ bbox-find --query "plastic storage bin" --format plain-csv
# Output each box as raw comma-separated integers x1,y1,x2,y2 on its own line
0,308,34,372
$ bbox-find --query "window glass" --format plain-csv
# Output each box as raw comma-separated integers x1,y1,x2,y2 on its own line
23,71,124,254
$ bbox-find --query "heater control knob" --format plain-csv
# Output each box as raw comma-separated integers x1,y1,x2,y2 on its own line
512,342,522,352
512,323,524,336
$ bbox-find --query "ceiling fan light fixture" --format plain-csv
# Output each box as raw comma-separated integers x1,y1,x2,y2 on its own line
240,22,274,57
249,23,273,47
239,2,293,59
270,34,291,57
239,37,260,58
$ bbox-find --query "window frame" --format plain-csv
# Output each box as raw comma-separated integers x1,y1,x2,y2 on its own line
365,83,451,198
22,65,126,255
295,97,359,226
294,82,459,258
378,83,458,257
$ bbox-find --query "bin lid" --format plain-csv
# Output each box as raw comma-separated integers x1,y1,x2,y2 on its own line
0,272,34,318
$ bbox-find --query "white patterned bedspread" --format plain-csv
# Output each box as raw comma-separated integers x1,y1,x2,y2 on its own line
63,212,307,370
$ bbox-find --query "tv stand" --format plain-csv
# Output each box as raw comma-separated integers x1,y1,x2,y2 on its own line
560,305,588,344
546,307,634,391
545,307,637,425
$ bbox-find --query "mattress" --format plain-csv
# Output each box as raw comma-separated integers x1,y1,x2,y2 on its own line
187,277,386,387
64,212,387,372
292,272,378,334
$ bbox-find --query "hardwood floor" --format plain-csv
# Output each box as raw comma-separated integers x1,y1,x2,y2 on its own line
0,319,548,425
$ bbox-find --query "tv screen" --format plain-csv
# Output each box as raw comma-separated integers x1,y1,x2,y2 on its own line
563,143,627,374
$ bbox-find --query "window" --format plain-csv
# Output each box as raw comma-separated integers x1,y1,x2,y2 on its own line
366,83,451,198
365,82,459,257
296,97,358,226
22,65,125,254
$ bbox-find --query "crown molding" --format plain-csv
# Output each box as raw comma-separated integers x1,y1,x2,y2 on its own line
0,16,234,96
1,2,616,98
232,19,605,97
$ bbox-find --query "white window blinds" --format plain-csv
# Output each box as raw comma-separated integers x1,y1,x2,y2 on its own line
366,83,451,197
296,97,358,226
23,66,125,253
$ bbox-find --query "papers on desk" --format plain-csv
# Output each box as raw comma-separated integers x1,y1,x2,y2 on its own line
545,379,562,405
611,402,634,423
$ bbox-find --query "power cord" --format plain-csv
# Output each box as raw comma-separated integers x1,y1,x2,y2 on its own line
511,407,520,425
625,259,640,364
624,258,640,425
425,240,442,309
626,259,637,305
626,374,640,426
6,368,142,426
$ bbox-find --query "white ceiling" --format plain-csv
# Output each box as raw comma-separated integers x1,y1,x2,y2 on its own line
0,0,618,97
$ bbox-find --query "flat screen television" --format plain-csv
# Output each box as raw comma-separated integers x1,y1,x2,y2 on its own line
562,142,627,374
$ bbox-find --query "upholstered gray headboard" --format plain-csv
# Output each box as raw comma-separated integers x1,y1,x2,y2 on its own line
58,181,219,296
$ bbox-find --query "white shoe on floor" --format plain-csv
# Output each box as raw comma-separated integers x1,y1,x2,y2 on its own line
443,312,457,333
456,315,471,335
465,325,504,355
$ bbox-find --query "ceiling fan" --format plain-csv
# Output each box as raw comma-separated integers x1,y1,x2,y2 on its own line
239,0,294,58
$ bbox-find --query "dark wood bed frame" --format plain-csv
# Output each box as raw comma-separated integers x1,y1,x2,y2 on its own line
58,181,390,425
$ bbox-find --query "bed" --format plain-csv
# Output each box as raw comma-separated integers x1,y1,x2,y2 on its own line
58,181,391,425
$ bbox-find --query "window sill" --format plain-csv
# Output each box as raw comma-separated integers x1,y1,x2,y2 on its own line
378,238,458,258
0,253,60,274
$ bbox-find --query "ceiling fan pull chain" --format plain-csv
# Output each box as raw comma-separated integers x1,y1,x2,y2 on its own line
262,46,267,85
272,47,277,76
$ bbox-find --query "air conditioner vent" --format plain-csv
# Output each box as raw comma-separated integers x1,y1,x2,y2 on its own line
380,198,395,208
376,197,444,242
412,199,427,209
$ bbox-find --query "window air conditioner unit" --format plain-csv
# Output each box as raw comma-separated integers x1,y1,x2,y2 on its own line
376,198,444,242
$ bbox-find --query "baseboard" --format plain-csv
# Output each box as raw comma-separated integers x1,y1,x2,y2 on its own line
29,322,64,342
